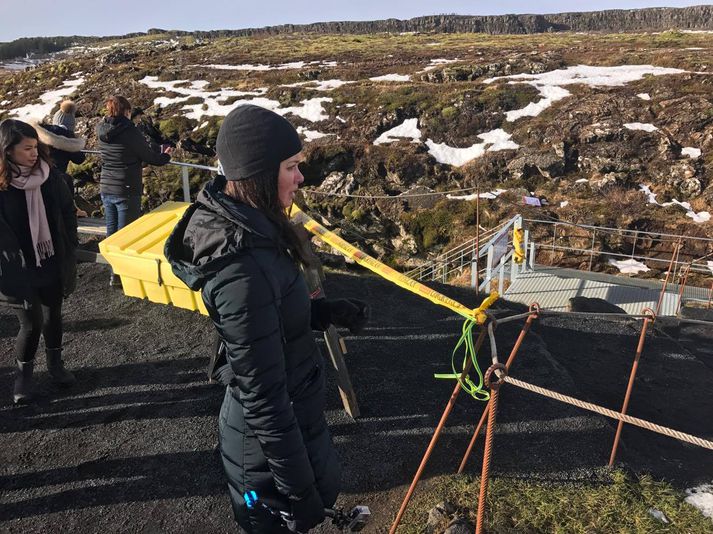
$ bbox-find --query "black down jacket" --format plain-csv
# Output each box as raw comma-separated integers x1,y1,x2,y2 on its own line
164,176,340,526
96,115,170,197
0,167,78,305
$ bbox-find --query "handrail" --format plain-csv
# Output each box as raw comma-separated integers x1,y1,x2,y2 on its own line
82,149,219,201
524,217,713,245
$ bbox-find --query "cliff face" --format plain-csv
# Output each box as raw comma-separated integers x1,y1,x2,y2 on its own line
201,6,713,37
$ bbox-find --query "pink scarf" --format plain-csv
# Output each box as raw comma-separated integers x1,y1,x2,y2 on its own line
10,160,54,267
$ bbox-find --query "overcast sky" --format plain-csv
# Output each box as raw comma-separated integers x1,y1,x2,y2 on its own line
2,1,708,41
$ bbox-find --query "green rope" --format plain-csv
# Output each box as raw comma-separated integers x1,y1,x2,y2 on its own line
434,318,490,401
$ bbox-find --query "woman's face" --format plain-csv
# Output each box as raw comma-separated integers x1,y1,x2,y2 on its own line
8,136,38,168
277,151,305,208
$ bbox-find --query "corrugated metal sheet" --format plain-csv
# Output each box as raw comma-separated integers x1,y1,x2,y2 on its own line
504,267,708,316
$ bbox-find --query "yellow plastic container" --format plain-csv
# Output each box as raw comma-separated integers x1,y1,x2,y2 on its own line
98,201,208,315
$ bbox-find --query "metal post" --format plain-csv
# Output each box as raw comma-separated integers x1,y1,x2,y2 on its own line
631,231,638,258
552,223,557,257
389,330,488,534
182,167,190,202
609,309,654,466
529,242,535,270
588,230,596,271
486,246,494,282
498,254,506,295
523,229,530,272
708,281,713,310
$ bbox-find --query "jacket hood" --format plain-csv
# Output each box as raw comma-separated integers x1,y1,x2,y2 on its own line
29,120,86,152
97,116,133,143
164,175,283,290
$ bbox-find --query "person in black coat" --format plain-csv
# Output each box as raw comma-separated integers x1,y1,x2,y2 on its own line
0,119,78,404
165,105,367,533
96,95,171,237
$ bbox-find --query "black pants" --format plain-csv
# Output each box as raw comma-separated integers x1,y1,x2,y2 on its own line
13,283,63,363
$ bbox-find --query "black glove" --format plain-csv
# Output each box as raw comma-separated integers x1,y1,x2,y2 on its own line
289,485,325,533
311,298,369,334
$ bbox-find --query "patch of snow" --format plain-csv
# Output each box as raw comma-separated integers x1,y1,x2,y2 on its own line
685,47,705,50
369,74,411,82
560,200,569,208
448,189,507,201
0,99,10,106
282,97,332,122
685,483,713,520
624,122,659,132
296,126,333,142
485,65,686,122
686,211,711,223
9,76,84,121
336,116,347,123
192,121,209,132
637,93,652,100
344,103,356,108
283,79,352,91
609,258,650,274
575,178,589,183
639,183,710,223
422,58,459,71
707,261,713,275
374,118,421,145
198,61,323,71
682,147,702,159
504,85,571,121
425,129,519,166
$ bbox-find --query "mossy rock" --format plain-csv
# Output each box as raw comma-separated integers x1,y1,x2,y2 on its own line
159,116,196,140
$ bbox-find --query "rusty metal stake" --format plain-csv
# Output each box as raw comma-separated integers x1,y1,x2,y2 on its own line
475,363,506,534
458,304,539,473
656,241,680,315
389,329,487,534
608,308,655,466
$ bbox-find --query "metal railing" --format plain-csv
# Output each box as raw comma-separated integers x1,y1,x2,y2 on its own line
82,149,218,202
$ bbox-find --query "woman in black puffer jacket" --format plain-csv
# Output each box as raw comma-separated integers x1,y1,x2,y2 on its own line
0,119,78,404
165,105,366,533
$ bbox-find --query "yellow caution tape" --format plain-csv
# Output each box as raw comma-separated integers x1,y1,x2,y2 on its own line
290,205,498,323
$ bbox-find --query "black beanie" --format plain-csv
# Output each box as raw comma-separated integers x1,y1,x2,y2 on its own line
217,104,302,181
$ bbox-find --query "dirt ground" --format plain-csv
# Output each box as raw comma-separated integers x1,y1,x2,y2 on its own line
1,262,712,533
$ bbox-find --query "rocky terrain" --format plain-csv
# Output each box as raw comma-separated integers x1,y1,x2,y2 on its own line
0,28,712,279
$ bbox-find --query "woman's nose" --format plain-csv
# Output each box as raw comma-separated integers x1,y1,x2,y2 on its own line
296,168,304,184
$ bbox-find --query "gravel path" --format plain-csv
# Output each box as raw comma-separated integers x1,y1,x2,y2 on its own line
1,262,712,532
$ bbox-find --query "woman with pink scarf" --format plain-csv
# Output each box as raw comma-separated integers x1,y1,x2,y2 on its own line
0,119,78,404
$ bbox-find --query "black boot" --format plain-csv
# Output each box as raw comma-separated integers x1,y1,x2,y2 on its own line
13,360,36,404
46,347,76,387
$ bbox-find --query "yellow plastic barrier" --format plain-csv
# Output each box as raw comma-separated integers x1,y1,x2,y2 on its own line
98,201,208,315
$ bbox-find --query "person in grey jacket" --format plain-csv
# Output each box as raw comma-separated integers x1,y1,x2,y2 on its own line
96,95,171,237
165,105,366,533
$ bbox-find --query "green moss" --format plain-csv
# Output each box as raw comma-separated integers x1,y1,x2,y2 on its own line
159,116,195,140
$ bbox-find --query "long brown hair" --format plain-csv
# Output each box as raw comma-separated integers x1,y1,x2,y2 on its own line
223,172,311,266
105,95,131,118
0,119,51,191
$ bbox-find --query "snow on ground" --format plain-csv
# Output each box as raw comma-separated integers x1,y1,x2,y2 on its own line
560,200,570,208
140,76,332,121
637,93,652,100
447,188,508,200
484,65,686,122
8,76,84,121
685,484,713,520
575,178,590,183
707,261,713,275
373,118,421,145
196,61,336,71
609,258,650,274
504,85,572,121
369,74,411,82
422,58,459,71
425,129,519,166
296,126,333,142
639,184,711,223
682,147,702,159
283,79,352,91
625,122,659,132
